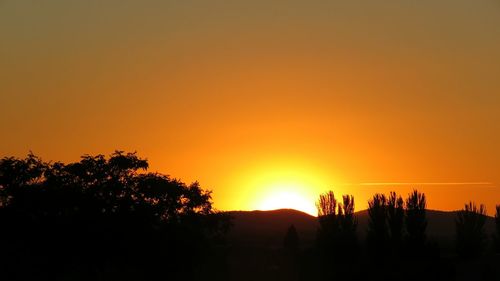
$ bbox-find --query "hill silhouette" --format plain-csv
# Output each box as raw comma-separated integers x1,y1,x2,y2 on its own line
226,208,499,281
227,208,496,250
228,209,318,248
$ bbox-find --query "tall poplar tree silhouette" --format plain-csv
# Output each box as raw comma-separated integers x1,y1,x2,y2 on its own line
405,190,427,257
387,192,404,255
316,191,358,262
456,202,487,259
367,194,388,258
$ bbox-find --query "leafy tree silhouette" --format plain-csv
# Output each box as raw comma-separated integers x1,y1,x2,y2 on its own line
387,192,404,256
405,190,427,257
455,202,487,259
0,151,230,281
367,193,388,258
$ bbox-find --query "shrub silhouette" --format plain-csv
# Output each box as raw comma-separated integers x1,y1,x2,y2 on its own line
367,193,388,258
405,190,427,256
456,202,487,259
0,151,230,281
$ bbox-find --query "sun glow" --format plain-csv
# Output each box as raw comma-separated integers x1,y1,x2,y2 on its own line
257,188,317,216
234,160,340,216
220,156,345,216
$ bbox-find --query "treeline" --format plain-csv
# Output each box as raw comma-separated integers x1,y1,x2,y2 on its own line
0,152,229,281
279,192,500,280
314,190,500,259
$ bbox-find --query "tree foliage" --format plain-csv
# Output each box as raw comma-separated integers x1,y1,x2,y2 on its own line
316,191,340,253
387,192,404,254
340,195,357,239
0,151,229,281
495,205,500,253
316,191,358,262
405,190,427,256
367,193,388,257
317,190,339,217
387,192,404,241
456,202,487,259
366,190,429,259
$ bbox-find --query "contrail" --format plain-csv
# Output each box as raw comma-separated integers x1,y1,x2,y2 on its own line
357,182,494,186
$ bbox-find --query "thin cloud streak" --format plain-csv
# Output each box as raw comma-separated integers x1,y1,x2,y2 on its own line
348,182,495,186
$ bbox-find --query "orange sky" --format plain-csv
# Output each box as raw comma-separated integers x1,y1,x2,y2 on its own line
1,1,499,215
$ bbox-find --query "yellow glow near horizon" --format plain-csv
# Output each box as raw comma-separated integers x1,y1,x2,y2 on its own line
257,189,317,216
234,160,339,216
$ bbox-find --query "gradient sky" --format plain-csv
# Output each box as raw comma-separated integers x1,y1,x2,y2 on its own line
1,1,500,215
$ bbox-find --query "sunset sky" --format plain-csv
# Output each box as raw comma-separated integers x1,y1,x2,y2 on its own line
1,1,499,215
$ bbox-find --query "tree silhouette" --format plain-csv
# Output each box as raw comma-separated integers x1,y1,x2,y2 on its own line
495,205,500,253
387,191,404,255
367,193,388,258
456,202,487,259
284,224,300,254
0,151,230,281
316,191,340,256
316,191,358,262
317,190,339,217
405,190,427,256
340,195,357,237
339,195,359,261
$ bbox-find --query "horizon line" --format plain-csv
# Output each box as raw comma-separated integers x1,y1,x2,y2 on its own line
225,207,497,218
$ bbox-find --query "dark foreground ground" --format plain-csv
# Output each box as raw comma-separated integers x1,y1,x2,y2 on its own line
1,208,498,281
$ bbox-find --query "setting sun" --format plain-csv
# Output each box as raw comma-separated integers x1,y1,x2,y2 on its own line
257,188,317,216
229,159,340,216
